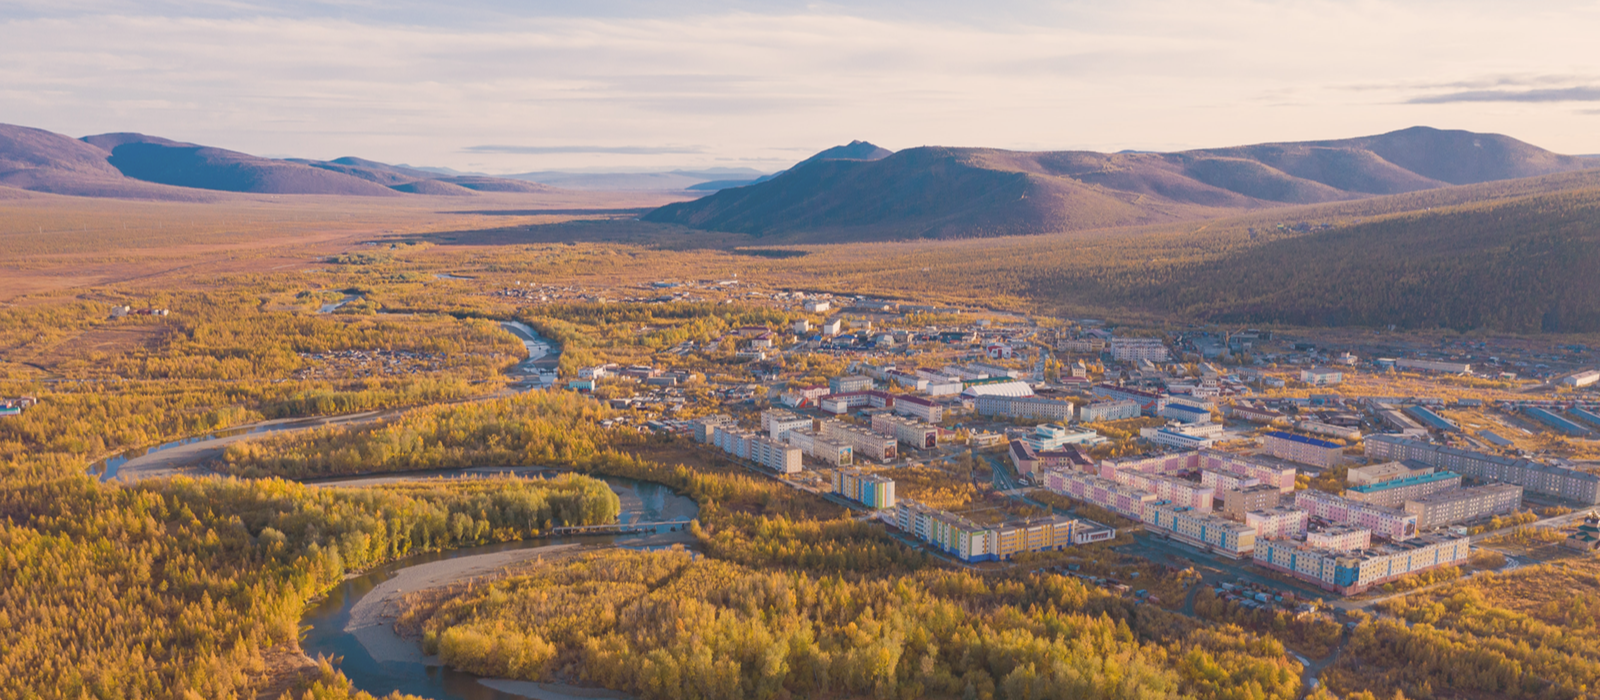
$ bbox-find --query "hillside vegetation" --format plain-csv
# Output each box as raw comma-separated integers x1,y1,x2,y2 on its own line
646,127,1595,242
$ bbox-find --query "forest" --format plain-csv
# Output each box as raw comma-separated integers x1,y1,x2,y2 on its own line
395,547,1304,700
0,455,618,699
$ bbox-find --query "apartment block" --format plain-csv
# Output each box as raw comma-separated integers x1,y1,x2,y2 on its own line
1252,534,1470,595
1404,483,1523,529
1222,484,1283,519
834,469,896,508
1306,526,1370,552
1245,507,1309,540
891,394,945,422
691,414,737,443
820,420,898,462
1201,469,1261,494
1366,434,1600,504
785,430,853,466
893,499,1076,563
871,413,938,450
1144,502,1257,558
1109,337,1170,362
1347,460,1433,486
1092,384,1168,413
1079,399,1141,423
1264,431,1345,469
1113,471,1215,511
748,435,803,474
1344,471,1462,508
974,394,1077,421
1295,489,1419,540
760,409,814,441
1042,470,1158,521
828,375,873,393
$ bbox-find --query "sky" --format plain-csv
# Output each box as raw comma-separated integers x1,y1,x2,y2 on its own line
2,0,1599,173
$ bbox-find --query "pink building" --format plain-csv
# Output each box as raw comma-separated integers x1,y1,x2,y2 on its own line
1295,490,1418,541
1113,471,1215,511
1244,507,1309,539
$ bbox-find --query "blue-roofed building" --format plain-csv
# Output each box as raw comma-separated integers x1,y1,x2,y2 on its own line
1159,402,1211,424
1404,405,1459,433
1570,408,1600,430
1345,470,1463,508
1263,431,1345,468
1527,408,1593,437
1480,430,1514,448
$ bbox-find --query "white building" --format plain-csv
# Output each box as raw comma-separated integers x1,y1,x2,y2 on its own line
1110,337,1169,362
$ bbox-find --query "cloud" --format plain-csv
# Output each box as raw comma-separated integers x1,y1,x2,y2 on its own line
1408,86,1600,104
463,144,707,155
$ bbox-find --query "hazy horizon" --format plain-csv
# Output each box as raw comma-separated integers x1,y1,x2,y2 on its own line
3,0,1599,173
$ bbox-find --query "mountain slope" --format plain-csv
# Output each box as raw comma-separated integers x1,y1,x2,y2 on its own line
83,133,402,196
646,127,1596,241
0,123,561,199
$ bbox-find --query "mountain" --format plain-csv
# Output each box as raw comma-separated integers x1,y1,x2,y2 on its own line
796,139,893,166
504,168,770,191
0,123,558,199
644,127,1596,241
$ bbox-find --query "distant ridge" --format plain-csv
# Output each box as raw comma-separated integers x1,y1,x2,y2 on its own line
645,127,1596,241
0,123,558,200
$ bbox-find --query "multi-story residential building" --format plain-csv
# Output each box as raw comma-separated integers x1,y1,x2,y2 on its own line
1159,402,1212,424
1201,469,1261,495
803,299,831,313
1109,337,1170,362
1404,484,1523,529
1079,399,1141,423
1144,503,1257,558
1344,471,1462,508
1252,534,1470,594
1222,484,1283,518
1264,431,1345,469
1306,525,1371,551
974,395,1076,422
893,500,1077,562
1366,435,1600,504
1101,449,1297,493
747,435,803,474
819,390,895,415
1092,384,1168,413
1295,489,1419,540
1245,507,1309,539
1042,470,1158,521
1347,461,1432,486
1300,368,1343,386
885,370,928,392
820,421,898,462
785,430,853,466
1113,471,1215,511
871,413,939,450
834,469,896,508
691,414,737,443
829,375,874,394
712,427,754,460
1037,446,1096,473
893,394,945,423
760,409,814,441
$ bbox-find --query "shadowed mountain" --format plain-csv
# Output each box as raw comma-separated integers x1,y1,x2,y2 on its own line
646,127,1596,240
0,123,561,199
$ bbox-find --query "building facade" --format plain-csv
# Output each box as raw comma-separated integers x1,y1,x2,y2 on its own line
835,469,896,508
1366,435,1600,504
1344,471,1463,508
1079,399,1141,423
974,395,1076,422
1264,431,1345,469
1404,484,1523,529
1295,489,1419,540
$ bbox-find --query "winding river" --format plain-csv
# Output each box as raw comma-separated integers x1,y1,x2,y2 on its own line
299,474,697,700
